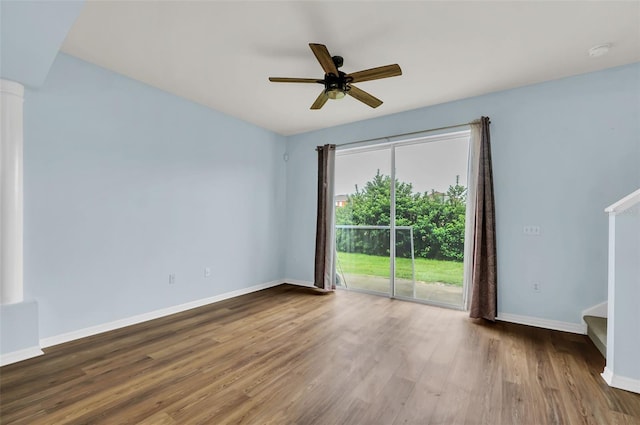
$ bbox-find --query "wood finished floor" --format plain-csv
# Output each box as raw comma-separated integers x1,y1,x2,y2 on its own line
1,284,639,425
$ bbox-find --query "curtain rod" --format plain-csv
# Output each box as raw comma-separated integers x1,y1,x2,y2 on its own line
336,121,477,148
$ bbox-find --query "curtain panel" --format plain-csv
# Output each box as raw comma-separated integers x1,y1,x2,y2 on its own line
314,144,337,291
469,117,498,320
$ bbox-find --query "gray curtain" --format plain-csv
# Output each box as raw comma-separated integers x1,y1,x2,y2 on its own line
314,144,337,291
469,117,497,320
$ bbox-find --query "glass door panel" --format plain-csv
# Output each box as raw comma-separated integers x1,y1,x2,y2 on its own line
394,137,470,307
393,226,416,298
335,148,391,296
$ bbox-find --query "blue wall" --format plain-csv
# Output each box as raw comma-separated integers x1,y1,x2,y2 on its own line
23,54,287,339
0,0,84,87
284,63,640,326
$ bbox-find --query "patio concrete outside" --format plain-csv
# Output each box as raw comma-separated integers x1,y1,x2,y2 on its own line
338,273,463,306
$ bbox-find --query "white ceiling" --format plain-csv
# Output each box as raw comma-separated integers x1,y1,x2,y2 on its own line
61,1,640,136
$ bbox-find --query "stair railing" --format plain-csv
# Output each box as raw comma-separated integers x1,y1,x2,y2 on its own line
602,188,640,393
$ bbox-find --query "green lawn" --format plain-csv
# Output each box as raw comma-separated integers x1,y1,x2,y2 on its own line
336,252,463,286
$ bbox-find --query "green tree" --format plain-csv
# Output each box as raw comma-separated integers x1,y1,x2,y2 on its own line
335,171,467,262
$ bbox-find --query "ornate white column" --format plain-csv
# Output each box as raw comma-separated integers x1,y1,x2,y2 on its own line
0,79,25,305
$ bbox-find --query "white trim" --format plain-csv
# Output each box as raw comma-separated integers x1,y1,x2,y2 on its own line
606,215,616,368
497,313,587,334
602,367,640,394
605,188,640,215
0,346,43,366
390,129,471,147
336,130,470,154
463,123,481,310
602,366,614,384
283,279,315,288
337,130,472,308
40,280,284,348
390,145,396,297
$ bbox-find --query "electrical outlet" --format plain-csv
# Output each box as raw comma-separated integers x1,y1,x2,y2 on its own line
169,273,176,284
204,267,211,278
523,225,541,236
532,281,541,292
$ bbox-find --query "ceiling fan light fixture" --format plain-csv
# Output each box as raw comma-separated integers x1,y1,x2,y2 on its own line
327,88,346,100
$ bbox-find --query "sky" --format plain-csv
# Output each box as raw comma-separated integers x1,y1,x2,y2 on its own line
335,136,470,196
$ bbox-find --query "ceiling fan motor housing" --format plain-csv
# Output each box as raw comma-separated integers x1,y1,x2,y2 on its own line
325,71,350,98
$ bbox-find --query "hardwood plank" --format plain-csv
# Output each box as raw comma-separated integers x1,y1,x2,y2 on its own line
1,284,639,425
463,333,503,425
136,411,176,425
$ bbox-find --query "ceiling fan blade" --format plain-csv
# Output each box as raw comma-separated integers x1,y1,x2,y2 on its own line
348,64,402,83
309,43,339,76
347,85,383,108
269,77,323,83
310,91,329,110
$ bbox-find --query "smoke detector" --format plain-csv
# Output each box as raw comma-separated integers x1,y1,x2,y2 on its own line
588,44,611,58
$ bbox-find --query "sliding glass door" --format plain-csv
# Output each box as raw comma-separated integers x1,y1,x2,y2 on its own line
335,132,471,309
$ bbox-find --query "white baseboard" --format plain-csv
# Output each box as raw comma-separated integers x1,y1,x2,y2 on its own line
283,279,315,288
602,367,640,394
0,346,44,367
497,313,587,334
602,367,614,383
582,301,608,319
40,279,285,348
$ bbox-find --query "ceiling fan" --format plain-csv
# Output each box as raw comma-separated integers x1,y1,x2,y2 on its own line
269,43,402,110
